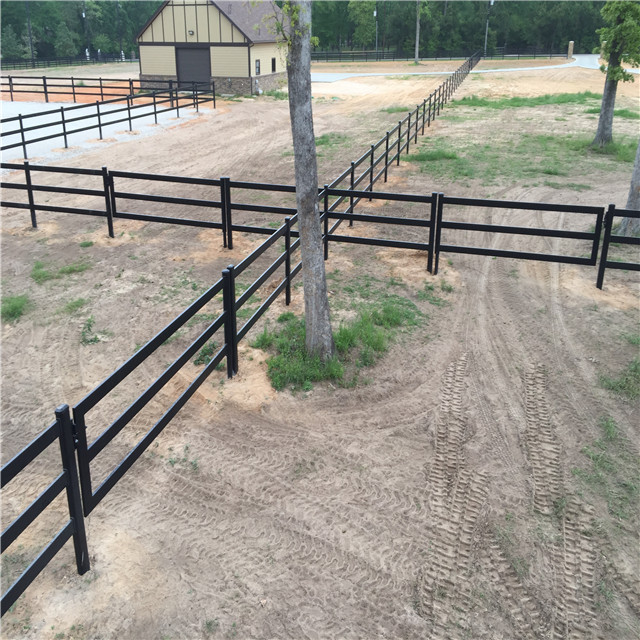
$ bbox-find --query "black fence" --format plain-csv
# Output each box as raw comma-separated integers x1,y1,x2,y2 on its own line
1,55,138,71
1,85,215,160
1,75,211,104
596,204,640,289
484,45,569,59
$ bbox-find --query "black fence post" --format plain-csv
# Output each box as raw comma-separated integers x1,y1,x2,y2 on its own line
212,80,216,109
433,192,444,275
60,107,68,148
192,82,197,111
24,161,37,229
42,76,48,103
369,145,375,200
415,105,419,143
323,185,330,260
284,217,292,305
384,132,390,182
222,265,238,378
55,404,90,577
169,80,174,108
9,76,14,101
96,101,103,140
129,78,134,96
176,87,180,118
127,96,132,131
153,92,158,124
407,113,411,155
349,161,355,225
397,120,402,165
102,166,115,238
18,114,28,160
428,192,438,273
421,99,426,135
428,94,432,127
71,77,76,103
221,176,232,249
590,205,605,266
99,77,104,101
596,204,615,289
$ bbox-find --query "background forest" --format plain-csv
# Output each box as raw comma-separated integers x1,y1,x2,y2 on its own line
0,0,605,62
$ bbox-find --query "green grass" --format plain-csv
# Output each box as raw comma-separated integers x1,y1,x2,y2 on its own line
572,417,639,522
315,132,348,147
264,90,288,100
408,132,636,185
79,240,94,248
80,316,100,345
599,357,640,400
193,340,218,365
382,105,412,114
31,259,92,284
61,298,87,314
252,294,422,391
1,294,31,322
544,181,592,191
452,91,602,110
584,107,640,120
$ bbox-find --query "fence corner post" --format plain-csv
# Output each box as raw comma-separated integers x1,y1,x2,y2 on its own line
222,265,238,378
596,203,615,290
323,185,330,260
55,404,90,576
284,217,292,305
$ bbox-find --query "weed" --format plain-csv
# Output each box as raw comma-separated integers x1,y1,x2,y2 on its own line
1,294,31,322
79,240,94,248
80,316,100,345
61,298,87,314
417,283,446,306
31,260,56,284
204,619,219,634
599,357,640,399
264,89,288,100
440,280,454,293
624,333,640,346
194,341,218,365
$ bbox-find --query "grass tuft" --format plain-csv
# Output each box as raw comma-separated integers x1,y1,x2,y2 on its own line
452,92,601,110
1,294,31,322
599,357,640,399
61,298,87,314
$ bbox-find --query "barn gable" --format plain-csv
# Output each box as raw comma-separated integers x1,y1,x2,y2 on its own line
138,0,286,94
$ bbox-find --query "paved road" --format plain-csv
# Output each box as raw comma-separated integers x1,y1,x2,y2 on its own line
310,54,638,83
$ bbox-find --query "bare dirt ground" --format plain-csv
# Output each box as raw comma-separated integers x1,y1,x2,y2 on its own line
1,60,639,640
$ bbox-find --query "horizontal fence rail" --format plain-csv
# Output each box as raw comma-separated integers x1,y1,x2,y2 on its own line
0,85,215,160
7,50,624,615
0,75,210,104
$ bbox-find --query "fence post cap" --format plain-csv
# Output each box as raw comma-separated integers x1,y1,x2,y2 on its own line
54,404,71,416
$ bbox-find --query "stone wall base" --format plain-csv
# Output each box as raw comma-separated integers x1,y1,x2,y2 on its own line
139,71,287,96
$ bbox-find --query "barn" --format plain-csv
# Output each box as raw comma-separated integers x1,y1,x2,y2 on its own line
137,0,286,95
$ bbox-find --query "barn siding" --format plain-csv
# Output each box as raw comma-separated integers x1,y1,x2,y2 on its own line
139,46,177,76
210,46,249,77
250,43,284,75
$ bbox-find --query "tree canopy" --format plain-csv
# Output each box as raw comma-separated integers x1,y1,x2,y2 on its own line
0,0,158,60
311,1,605,55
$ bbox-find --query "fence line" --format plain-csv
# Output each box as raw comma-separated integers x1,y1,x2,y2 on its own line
1,84,216,160
0,75,209,104
1,55,138,71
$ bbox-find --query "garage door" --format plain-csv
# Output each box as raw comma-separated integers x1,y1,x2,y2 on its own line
176,47,211,88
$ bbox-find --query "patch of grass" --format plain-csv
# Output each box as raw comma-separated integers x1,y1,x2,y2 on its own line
79,240,94,248
381,105,411,114
624,333,640,346
61,298,87,314
264,89,287,100
31,260,56,284
544,181,592,191
411,149,459,162
315,132,348,147
585,107,640,119
252,292,422,392
453,91,601,110
417,283,446,306
186,313,217,328
572,417,639,522
57,260,91,276
599,357,640,399
80,316,100,345
1,294,31,322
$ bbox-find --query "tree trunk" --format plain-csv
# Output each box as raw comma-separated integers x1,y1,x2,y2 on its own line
619,139,640,236
414,0,420,64
592,50,620,148
286,0,335,360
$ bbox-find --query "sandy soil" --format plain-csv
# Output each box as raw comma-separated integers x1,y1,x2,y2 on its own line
1,61,639,640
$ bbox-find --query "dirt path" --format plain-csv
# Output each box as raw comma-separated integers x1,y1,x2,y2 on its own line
1,63,638,640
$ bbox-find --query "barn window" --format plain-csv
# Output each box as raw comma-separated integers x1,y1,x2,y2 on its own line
255,59,261,75
271,57,276,73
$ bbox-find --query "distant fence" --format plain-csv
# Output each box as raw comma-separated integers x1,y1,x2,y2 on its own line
484,45,569,59
0,54,138,71
0,84,215,160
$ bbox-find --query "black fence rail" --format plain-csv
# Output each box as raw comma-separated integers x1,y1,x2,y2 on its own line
0,85,215,160
1,75,210,104
1,55,138,71
311,48,475,63
596,205,640,289
485,45,570,59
